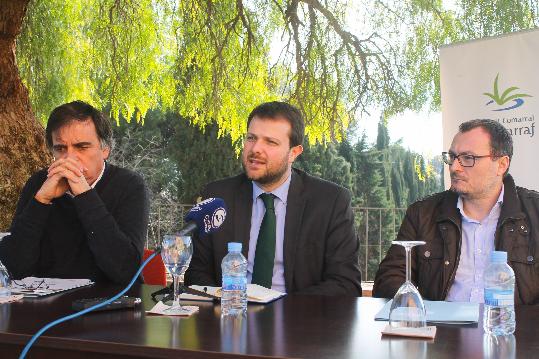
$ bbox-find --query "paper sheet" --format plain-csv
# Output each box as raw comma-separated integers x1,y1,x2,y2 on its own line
9,277,94,297
381,324,437,339
146,301,199,316
187,284,286,303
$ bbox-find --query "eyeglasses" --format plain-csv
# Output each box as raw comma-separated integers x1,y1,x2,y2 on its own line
441,152,497,167
11,278,48,291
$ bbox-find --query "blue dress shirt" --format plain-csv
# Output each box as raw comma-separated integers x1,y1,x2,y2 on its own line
446,186,504,303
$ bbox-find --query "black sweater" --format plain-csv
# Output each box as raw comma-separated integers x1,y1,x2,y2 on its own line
0,164,149,284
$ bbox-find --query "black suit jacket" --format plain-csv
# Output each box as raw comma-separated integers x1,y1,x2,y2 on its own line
185,168,362,296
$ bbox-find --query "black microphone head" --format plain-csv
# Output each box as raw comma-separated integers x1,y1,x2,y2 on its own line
185,198,227,237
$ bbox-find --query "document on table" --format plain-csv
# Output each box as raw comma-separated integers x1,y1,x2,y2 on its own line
375,299,479,324
9,277,94,297
181,284,286,303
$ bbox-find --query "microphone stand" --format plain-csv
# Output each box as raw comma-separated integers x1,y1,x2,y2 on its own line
150,283,220,302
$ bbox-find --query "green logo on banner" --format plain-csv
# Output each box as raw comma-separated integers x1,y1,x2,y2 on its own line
483,74,532,111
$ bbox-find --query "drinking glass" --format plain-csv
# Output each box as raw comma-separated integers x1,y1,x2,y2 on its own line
0,233,11,297
389,240,427,328
161,234,193,314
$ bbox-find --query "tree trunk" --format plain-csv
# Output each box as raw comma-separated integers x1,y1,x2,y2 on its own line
0,0,50,231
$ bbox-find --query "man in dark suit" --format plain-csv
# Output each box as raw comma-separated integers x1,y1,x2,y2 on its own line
185,101,362,296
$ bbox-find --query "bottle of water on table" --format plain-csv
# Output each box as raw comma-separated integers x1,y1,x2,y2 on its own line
0,261,11,297
221,242,247,316
483,251,515,336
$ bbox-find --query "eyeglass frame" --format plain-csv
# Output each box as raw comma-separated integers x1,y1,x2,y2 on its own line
11,278,48,291
441,151,500,168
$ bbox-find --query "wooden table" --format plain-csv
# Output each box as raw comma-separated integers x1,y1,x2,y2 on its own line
0,284,537,358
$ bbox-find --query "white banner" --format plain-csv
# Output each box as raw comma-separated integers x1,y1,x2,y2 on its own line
440,28,539,190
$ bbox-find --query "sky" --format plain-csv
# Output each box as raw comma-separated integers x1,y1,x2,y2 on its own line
266,0,450,157
355,110,444,157
346,0,452,157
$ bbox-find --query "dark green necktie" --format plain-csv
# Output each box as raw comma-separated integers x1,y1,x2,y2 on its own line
252,193,276,288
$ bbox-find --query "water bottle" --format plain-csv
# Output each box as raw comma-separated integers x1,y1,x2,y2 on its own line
483,251,515,336
0,261,11,297
221,242,247,316
483,334,516,359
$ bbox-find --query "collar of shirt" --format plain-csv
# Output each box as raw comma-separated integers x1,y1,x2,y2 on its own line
456,184,505,224
66,161,106,197
251,173,291,205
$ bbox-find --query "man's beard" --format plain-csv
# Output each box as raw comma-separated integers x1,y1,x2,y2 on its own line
449,185,466,196
242,153,289,186
449,173,466,194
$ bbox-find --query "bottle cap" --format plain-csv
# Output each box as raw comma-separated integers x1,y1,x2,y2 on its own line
490,251,508,263
228,242,242,252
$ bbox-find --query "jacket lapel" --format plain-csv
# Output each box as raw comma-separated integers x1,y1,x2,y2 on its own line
435,190,461,293
234,176,253,258
283,169,306,292
497,174,526,251
498,175,526,222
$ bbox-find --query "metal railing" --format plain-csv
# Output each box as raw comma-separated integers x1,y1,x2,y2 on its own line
353,207,406,282
147,203,406,282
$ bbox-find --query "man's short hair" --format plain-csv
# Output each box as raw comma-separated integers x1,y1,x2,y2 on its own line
247,101,305,147
459,119,513,160
45,101,113,150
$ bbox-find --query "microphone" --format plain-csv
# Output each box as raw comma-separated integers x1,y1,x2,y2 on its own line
18,198,228,359
177,197,227,237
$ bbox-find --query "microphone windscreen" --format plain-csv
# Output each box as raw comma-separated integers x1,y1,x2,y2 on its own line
185,198,227,236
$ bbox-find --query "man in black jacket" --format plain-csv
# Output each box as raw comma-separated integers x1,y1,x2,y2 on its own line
374,119,539,304
185,101,362,296
0,101,149,284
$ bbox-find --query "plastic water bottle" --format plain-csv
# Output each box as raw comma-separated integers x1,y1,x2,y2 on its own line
483,251,515,336
221,242,247,316
0,261,11,297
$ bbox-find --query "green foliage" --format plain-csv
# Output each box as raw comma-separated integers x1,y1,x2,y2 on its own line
459,0,538,37
109,112,181,202
164,113,243,202
111,107,443,210
172,1,271,145
17,0,539,141
349,121,443,280
376,119,390,151
366,0,539,115
17,0,95,124
17,0,406,146
295,143,353,191
110,109,241,203
17,0,169,124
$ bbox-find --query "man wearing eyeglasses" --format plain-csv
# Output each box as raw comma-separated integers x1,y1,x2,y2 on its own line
373,119,539,304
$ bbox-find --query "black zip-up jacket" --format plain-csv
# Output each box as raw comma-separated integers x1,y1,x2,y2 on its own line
373,174,539,305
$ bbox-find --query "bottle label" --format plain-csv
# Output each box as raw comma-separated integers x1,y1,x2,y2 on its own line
222,276,247,291
484,289,514,306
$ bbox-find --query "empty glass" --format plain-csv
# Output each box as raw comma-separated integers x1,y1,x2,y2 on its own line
0,233,11,297
161,234,193,314
0,265,10,297
389,240,427,328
